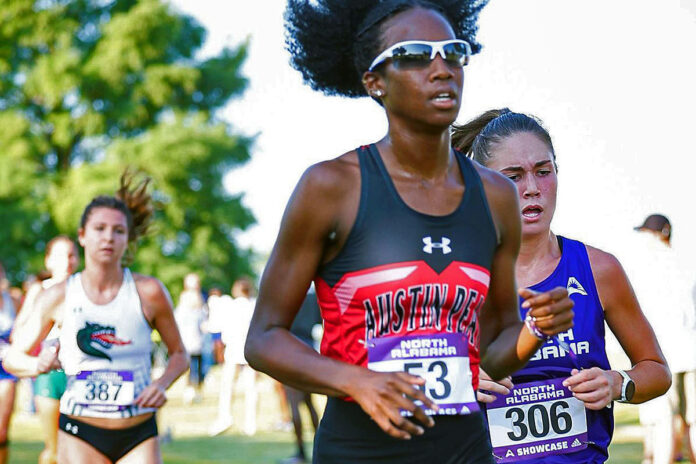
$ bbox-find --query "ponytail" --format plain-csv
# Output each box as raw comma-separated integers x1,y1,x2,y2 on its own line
116,168,153,244
452,108,556,169
451,108,510,160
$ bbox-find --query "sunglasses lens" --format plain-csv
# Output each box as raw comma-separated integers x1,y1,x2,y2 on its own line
370,40,470,71
443,42,469,65
392,43,433,64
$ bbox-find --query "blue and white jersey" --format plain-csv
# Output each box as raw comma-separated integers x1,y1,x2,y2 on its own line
507,236,613,463
0,291,15,345
0,291,17,381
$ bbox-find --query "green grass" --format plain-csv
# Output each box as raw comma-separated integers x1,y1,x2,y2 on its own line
2,370,675,463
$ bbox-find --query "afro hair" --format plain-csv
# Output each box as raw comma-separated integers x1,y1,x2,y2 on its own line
284,0,489,98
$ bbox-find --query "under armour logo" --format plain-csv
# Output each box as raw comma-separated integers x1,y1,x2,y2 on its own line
65,422,79,435
422,236,452,254
567,277,587,297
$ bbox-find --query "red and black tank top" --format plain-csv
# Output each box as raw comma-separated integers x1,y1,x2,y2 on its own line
315,144,498,390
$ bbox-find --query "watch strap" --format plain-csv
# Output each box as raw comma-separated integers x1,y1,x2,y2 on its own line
617,369,633,403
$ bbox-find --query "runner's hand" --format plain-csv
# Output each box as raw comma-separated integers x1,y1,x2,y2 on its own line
477,368,513,403
519,287,574,337
563,368,616,410
37,344,61,374
348,369,438,440
135,384,167,408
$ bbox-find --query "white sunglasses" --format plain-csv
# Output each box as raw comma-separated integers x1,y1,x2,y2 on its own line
368,39,472,72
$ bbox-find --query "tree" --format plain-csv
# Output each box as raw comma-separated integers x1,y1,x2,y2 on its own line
0,0,255,297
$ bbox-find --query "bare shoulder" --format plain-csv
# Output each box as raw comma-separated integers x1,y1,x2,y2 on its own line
29,281,68,324
585,244,626,285
282,149,361,255
298,150,360,201
36,280,68,309
132,273,172,306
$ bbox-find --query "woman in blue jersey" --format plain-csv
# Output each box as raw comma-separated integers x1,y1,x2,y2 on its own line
3,172,188,464
452,109,671,463
245,2,575,463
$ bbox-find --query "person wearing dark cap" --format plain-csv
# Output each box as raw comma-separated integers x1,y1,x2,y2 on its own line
244,1,575,462
631,214,696,464
634,214,672,246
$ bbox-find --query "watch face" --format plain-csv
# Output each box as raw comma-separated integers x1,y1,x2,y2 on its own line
625,379,636,401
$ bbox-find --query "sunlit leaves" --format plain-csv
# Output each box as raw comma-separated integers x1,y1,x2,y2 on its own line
0,0,255,294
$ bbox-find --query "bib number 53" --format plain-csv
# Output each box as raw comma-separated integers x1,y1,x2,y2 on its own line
404,360,451,400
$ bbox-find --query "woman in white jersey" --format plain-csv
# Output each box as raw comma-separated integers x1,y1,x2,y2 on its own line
14,236,80,464
3,172,188,464
0,261,20,464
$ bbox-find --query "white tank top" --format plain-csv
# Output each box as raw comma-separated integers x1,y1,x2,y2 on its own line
59,269,156,418
0,291,16,360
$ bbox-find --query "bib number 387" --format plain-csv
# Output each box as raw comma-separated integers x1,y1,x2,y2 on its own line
74,370,135,411
367,333,479,416
486,378,588,462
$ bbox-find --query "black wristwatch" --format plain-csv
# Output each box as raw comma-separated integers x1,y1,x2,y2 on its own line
617,370,635,403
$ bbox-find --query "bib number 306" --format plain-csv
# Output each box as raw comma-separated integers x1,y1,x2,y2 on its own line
486,378,588,462
505,400,573,441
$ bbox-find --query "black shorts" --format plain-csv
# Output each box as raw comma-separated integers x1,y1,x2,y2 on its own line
313,398,495,464
59,413,158,463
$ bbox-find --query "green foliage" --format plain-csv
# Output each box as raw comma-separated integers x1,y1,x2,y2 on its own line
0,0,255,296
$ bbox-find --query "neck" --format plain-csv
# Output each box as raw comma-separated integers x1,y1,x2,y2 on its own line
516,230,560,285
82,259,123,290
381,121,453,179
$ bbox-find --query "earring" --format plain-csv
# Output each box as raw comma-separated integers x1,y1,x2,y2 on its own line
371,90,384,98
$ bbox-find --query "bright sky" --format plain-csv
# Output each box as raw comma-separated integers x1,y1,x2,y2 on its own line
170,0,696,276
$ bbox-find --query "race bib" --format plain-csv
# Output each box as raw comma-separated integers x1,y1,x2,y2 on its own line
367,333,478,416
73,370,135,412
486,378,588,462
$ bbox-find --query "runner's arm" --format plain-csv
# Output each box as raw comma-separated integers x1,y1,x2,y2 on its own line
135,276,188,408
3,284,62,377
13,282,42,329
580,247,670,405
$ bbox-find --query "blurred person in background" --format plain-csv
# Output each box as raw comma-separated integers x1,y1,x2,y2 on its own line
174,272,208,404
3,171,188,464
629,214,696,464
206,287,227,366
15,236,80,464
0,261,20,464
280,287,322,464
209,277,257,437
